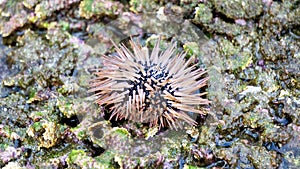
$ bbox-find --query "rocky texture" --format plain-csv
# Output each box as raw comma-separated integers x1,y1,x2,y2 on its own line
0,0,299,168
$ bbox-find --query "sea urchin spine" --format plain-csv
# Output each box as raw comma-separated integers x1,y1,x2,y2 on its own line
89,38,210,129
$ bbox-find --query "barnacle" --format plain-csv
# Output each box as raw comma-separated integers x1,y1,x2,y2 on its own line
90,38,210,129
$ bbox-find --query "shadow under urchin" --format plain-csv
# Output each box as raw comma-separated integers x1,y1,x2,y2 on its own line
89,36,210,130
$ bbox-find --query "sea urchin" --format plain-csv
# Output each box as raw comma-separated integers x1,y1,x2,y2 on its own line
89,38,210,129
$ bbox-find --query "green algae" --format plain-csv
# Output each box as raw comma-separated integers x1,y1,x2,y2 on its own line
67,149,86,164
212,0,263,19
194,4,213,24
196,1,300,167
35,0,81,20
0,23,93,167
0,0,299,168
183,42,201,59
79,0,123,19
67,149,113,168
27,121,59,148
129,0,160,13
56,97,83,118
183,165,203,169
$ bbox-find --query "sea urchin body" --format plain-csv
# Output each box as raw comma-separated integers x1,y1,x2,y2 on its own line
90,38,210,129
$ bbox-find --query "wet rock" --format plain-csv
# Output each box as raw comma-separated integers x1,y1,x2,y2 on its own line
194,4,213,24
0,0,299,168
0,1,29,37
27,121,59,148
79,0,123,19
34,0,81,20
212,0,263,19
